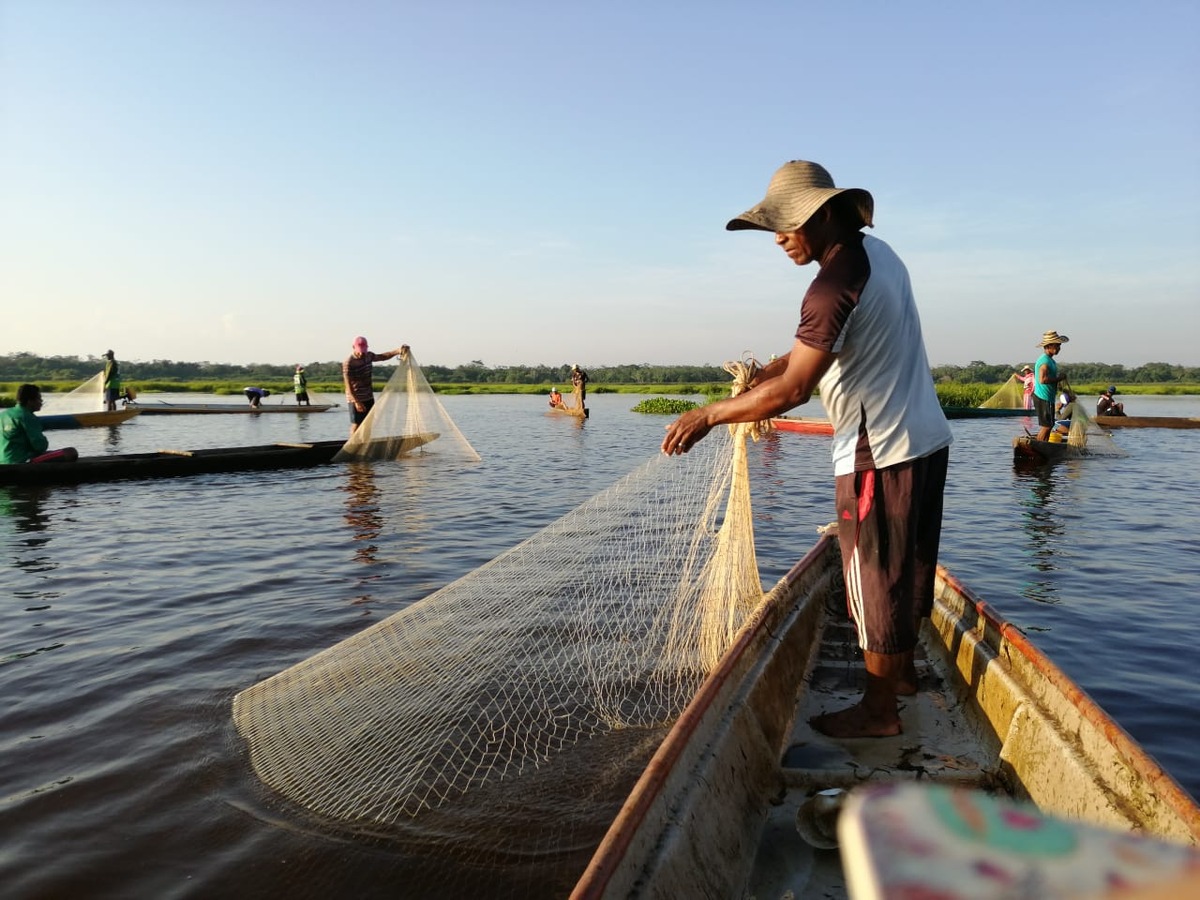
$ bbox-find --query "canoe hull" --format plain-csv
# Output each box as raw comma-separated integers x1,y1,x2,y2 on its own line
1012,434,1085,463
135,403,337,415
0,434,437,486
572,536,1199,899
39,409,141,430
1095,415,1200,429
770,416,833,435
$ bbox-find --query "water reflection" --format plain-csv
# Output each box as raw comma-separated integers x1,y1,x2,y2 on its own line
341,464,382,567
0,486,59,578
102,424,125,453
1012,464,1064,604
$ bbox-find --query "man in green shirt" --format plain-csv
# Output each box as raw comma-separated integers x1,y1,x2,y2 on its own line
0,384,78,465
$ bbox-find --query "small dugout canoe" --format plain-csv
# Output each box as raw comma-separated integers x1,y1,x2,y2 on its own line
770,416,834,435
134,402,338,415
1012,434,1088,464
39,409,142,430
1095,415,1200,429
0,434,438,486
571,535,1200,899
942,406,1033,419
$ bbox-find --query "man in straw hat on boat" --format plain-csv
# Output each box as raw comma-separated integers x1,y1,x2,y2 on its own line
1032,330,1070,442
662,160,952,739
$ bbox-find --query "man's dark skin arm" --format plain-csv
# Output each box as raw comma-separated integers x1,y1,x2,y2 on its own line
661,339,836,455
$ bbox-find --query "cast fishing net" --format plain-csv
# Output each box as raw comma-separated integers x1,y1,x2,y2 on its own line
1066,402,1127,456
41,371,104,413
233,422,765,835
335,351,480,463
979,376,1027,409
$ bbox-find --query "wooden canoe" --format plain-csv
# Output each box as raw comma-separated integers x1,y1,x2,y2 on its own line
134,402,338,415
548,403,589,419
0,434,438,486
1095,415,1200,429
1012,434,1087,464
942,406,1033,419
39,409,142,430
572,535,1199,899
770,416,834,435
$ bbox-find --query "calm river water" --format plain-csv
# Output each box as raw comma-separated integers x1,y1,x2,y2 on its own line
2,391,1198,898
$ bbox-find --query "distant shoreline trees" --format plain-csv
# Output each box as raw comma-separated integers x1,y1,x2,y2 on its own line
1,351,1198,387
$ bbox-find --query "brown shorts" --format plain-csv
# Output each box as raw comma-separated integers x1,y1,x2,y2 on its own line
835,446,949,654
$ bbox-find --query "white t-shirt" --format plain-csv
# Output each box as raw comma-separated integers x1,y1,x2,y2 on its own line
796,234,952,476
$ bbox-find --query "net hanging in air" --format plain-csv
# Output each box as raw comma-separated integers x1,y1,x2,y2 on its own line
232,423,764,828
334,351,480,463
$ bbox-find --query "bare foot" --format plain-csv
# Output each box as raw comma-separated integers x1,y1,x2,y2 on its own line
897,660,919,696
810,703,901,738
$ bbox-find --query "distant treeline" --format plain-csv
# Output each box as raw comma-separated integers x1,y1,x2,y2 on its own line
1,352,1198,387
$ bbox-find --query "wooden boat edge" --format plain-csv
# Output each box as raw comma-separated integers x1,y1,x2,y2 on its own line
571,535,837,899
572,537,1200,898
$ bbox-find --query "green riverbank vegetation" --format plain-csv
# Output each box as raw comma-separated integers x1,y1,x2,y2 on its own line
2,352,1198,408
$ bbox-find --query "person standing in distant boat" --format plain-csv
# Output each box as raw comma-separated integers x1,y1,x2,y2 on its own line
293,366,310,406
661,159,952,740
343,336,409,436
102,350,122,412
1017,365,1035,409
1033,331,1069,442
0,384,78,465
570,364,588,406
1097,386,1125,417
243,386,270,408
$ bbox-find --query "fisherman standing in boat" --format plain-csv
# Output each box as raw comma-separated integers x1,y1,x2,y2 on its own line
343,336,409,436
102,350,121,412
1032,331,1069,442
570,364,588,406
0,384,78,465
293,365,310,406
662,160,952,739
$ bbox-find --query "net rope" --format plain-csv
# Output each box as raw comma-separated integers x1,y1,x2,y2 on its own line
233,392,764,829
42,371,103,413
334,351,481,463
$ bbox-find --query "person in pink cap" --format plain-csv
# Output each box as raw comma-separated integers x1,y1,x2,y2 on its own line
342,336,409,435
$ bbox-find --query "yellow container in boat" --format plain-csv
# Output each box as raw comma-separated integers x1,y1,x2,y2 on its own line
1048,432,1064,443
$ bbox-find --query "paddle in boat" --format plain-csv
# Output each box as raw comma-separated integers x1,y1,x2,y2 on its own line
39,409,142,429
0,434,438,486
571,533,1200,899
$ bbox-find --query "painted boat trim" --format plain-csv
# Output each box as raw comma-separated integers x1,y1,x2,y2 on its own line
770,416,834,435
39,409,142,430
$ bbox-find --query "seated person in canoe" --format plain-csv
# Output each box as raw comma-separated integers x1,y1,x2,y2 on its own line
548,387,565,409
1096,385,1125,417
0,384,78,465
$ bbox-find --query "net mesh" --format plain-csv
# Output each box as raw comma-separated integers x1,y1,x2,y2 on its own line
232,421,764,828
42,371,103,413
334,351,480,463
979,377,1026,409
1067,404,1127,456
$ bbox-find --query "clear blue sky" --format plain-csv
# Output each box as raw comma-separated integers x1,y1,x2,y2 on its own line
3,1,1198,369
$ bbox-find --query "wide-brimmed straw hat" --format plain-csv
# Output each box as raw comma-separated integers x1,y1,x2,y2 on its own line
727,161,874,233
1038,330,1070,348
